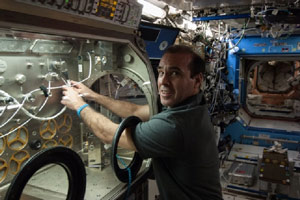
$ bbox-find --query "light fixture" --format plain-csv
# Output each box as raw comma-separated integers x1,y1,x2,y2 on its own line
137,0,166,19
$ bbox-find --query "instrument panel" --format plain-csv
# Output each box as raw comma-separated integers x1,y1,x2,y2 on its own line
16,0,143,29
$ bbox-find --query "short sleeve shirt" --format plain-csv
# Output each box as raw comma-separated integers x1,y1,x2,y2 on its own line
132,93,222,200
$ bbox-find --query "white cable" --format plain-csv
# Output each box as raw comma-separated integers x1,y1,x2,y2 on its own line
0,100,48,139
0,52,92,137
79,51,92,83
52,52,92,91
0,84,62,124
22,52,93,121
0,82,51,139
0,105,7,118
11,52,93,119
61,77,69,85
0,90,27,129
225,18,250,51
19,81,67,121
37,52,92,92
1,51,92,121
0,87,46,129
0,117,31,139
20,106,66,121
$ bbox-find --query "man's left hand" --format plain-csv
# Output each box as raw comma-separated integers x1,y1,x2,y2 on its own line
61,86,86,110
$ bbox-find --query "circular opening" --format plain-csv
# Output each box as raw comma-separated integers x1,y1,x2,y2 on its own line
111,116,143,183
5,146,86,200
21,164,69,200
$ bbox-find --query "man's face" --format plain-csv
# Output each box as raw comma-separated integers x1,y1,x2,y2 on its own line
157,52,201,108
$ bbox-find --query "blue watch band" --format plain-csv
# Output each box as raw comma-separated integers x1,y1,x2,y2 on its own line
77,103,89,118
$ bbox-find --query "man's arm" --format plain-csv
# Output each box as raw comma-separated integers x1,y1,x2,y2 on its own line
61,86,137,150
70,80,150,121
92,94,150,122
80,106,136,150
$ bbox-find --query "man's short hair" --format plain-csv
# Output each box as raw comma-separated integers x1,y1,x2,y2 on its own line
164,45,205,77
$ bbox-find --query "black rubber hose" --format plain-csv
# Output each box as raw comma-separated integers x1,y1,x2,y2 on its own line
5,146,86,200
111,116,143,183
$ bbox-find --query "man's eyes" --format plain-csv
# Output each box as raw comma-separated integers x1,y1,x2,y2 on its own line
158,71,180,76
158,71,164,76
171,71,179,76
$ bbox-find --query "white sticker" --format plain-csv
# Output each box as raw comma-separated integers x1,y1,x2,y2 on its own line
78,64,83,73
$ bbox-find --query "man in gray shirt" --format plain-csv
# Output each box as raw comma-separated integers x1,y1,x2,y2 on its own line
61,45,222,200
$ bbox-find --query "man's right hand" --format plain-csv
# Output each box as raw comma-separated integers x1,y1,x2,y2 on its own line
70,80,96,101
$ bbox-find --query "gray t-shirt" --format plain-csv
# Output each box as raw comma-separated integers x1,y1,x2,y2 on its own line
132,93,222,200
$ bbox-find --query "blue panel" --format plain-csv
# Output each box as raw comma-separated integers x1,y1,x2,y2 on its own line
224,120,300,150
139,23,180,59
232,36,300,55
226,35,300,90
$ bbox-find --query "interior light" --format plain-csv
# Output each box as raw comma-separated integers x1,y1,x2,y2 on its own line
137,0,166,19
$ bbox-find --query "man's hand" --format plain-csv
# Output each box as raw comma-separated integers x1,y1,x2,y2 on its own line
61,86,86,110
70,80,96,101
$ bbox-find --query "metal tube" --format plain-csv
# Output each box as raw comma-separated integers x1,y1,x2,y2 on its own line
241,135,300,144
193,14,250,21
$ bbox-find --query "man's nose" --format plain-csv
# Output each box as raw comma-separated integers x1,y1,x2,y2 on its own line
160,74,169,85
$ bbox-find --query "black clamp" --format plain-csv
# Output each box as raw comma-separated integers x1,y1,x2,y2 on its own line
39,85,49,97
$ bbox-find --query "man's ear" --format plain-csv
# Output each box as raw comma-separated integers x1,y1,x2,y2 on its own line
193,73,203,90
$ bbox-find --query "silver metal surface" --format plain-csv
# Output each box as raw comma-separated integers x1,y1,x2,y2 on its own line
221,144,300,199
228,162,256,186
0,2,158,198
